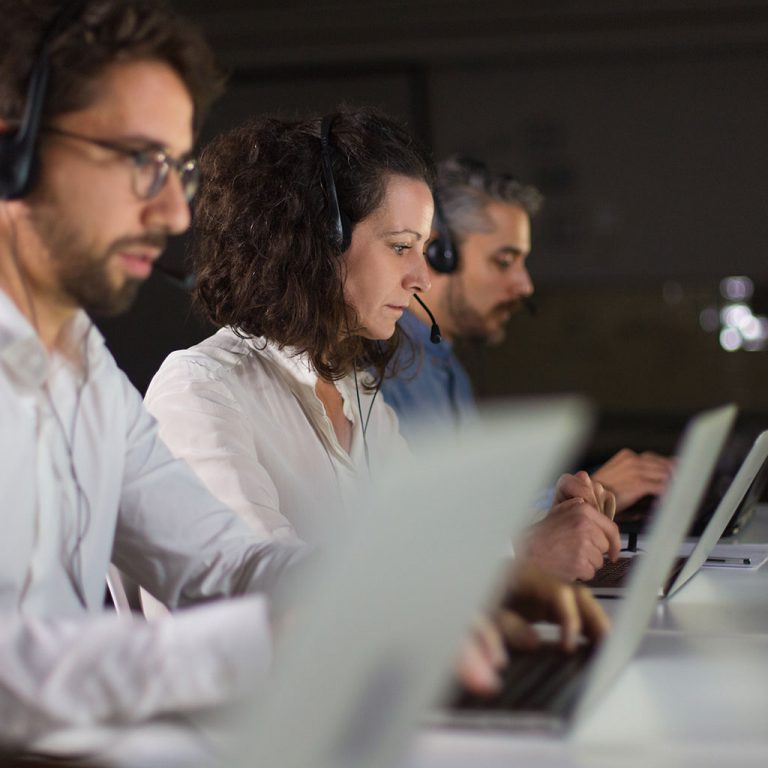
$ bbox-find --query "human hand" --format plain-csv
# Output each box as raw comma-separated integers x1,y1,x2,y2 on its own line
454,561,610,693
553,471,616,520
518,497,621,581
455,616,507,695
592,448,674,512
527,472,619,581
501,559,610,652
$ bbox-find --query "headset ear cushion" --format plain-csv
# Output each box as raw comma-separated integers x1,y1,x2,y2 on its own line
426,234,458,274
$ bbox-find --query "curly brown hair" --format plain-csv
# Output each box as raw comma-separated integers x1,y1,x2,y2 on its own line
192,106,434,385
0,0,223,132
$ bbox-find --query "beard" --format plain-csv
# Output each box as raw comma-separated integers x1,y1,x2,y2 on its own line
445,278,522,345
58,245,143,317
28,197,165,318
56,244,144,317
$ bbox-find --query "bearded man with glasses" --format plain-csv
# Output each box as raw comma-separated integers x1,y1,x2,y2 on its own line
0,0,309,746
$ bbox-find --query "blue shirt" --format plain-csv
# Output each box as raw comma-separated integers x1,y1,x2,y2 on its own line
381,310,477,443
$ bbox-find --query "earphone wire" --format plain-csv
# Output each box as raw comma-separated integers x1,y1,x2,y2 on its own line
4,208,92,608
349,336,385,480
44,326,92,609
352,365,370,474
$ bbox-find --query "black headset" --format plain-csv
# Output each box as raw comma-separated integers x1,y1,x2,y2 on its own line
319,114,352,252
0,0,88,200
318,112,443,344
320,114,458,278
424,191,458,274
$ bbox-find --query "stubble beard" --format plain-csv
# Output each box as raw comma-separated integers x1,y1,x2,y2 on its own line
28,198,159,318
446,277,518,345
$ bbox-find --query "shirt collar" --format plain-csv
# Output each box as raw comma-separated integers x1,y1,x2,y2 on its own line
236,329,373,408
239,332,318,387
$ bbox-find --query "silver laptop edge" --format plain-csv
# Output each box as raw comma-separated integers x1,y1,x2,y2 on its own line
434,404,736,735
665,428,768,598
572,403,737,725
228,399,591,768
589,406,742,599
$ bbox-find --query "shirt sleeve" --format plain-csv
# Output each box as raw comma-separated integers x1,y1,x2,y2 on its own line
0,596,271,745
113,369,306,609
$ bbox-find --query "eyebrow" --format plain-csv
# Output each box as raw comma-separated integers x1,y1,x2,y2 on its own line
114,133,192,157
111,134,166,149
494,245,527,257
381,228,424,239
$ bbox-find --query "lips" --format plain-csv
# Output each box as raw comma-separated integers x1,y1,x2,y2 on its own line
117,250,159,279
495,300,522,318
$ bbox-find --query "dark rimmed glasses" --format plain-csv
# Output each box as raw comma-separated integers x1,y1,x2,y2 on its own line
42,125,200,203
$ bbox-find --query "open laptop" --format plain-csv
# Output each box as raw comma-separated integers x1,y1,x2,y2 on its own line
619,422,766,539
584,404,737,597
212,399,592,768
664,428,768,597
435,403,736,733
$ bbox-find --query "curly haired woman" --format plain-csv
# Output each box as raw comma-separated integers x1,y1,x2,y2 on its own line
145,107,434,546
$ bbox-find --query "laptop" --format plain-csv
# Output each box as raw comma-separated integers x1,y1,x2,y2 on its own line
665,428,768,597
688,424,767,537
434,403,736,733
585,404,737,597
216,399,592,768
619,422,766,539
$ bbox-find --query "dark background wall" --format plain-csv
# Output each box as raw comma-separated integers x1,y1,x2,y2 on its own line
98,0,768,456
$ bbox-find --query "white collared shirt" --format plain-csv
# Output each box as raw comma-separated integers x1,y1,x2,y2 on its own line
145,328,408,547
0,290,303,744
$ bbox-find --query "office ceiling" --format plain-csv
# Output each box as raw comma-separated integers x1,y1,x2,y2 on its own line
173,1,768,70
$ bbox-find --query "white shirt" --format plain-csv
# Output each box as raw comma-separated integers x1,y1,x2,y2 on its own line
0,290,304,745
145,328,408,547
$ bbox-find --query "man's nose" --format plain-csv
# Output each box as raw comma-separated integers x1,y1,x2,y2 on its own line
141,170,192,236
507,263,534,298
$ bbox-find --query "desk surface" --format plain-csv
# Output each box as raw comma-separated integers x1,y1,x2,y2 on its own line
26,509,768,767
408,506,768,768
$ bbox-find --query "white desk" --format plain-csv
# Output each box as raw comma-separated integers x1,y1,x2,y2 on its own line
407,507,768,768
409,632,768,768
28,510,768,767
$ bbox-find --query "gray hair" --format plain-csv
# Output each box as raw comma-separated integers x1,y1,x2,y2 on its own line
437,155,543,240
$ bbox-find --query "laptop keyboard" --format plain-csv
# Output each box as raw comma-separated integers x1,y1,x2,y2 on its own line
585,554,689,591
451,643,593,713
584,556,635,588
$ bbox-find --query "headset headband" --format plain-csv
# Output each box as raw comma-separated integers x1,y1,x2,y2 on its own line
319,114,352,252
0,0,89,199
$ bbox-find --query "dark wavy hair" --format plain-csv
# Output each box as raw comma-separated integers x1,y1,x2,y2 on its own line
192,107,435,385
0,0,223,132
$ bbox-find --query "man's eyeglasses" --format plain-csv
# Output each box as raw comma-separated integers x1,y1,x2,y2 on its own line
42,125,200,203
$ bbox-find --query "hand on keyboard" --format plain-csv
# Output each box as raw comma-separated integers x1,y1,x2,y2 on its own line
518,490,621,581
591,448,674,512
501,560,610,652
453,561,610,697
